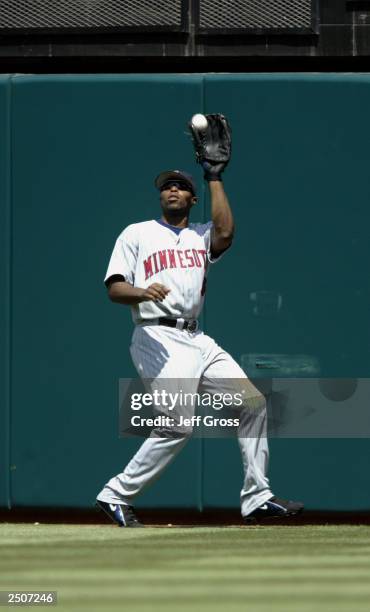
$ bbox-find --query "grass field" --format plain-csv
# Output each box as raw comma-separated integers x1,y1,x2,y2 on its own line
1,524,370,612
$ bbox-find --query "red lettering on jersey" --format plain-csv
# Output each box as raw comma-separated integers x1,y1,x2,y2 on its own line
167,249,176,268
158,250,168,271
184,249,194,267
198,250,207,266
144,256,153,280
192,249,201,267
177,250,186,268
145,247,205,279
152,252,159,274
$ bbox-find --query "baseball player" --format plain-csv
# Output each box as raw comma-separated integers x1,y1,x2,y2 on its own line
96,115,303,527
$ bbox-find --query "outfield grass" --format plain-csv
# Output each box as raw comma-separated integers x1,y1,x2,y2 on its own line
1,524,370,612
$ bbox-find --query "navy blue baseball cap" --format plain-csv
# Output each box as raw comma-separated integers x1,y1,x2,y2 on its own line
155,170,197,195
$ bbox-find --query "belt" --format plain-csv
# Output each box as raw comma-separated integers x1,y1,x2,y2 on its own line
158,317,199,332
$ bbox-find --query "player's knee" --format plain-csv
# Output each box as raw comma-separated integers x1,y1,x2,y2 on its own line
151,426,193,440
238,390,267,423
241,391,267,413
174,424,194,439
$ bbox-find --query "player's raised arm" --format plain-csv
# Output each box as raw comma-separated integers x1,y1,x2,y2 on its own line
208,181,234,255
188,113,234,255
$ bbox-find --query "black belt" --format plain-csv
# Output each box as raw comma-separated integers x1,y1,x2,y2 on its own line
158,318,198,332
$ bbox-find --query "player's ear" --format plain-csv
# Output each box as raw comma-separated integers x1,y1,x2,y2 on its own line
191,196,197,205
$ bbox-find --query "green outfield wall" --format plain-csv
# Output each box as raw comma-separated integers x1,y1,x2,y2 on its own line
1,74,370,511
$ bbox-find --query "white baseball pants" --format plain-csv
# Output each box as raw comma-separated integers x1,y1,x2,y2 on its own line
97,325,273,516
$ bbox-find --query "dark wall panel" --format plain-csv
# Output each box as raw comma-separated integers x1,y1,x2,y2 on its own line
9,75,204,508
0,0,186,32
0,76,11,508
3,74,370,511
0,0,368,61
197,0,315,33
202,74,370,510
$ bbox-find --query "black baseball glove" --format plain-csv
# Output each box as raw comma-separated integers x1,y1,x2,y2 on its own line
188,113,232,181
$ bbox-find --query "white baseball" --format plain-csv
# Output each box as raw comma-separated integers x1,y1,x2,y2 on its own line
191,113,208,131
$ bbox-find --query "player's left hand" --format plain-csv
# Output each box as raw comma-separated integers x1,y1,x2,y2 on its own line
201,160,228,181
188,113,232,182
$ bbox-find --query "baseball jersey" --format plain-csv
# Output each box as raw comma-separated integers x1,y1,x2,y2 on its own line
104,219,227,324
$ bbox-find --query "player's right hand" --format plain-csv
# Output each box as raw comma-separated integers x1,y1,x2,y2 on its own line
140,283,170,302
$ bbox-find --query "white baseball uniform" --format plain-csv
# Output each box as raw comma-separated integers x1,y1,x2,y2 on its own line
97,219,273,516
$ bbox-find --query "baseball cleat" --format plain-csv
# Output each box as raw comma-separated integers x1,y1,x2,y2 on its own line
95,500,144,528
244,496,304,524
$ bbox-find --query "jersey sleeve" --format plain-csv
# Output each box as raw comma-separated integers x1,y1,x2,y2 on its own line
104,225,138,286
203,221,231,264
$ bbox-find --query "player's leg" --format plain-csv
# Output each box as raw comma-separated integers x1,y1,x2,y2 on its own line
96,434,189,502
96,325,202,523
198,336,272,516
198,333,303,520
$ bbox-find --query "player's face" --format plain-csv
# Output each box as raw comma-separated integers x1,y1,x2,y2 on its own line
159,181,197,215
